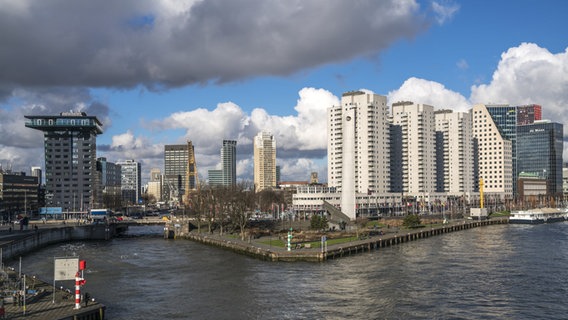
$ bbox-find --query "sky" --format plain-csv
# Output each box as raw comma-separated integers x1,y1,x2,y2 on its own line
1,0,567,185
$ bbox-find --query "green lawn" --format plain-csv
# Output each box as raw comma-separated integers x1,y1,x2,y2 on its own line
258,236,360,248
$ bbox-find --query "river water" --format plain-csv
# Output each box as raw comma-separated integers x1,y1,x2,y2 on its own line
9,223,568,319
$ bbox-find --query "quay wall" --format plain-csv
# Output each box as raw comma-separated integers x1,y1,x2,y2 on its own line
0,224,121,262
324,219,507,261
183,233,278,261
180,219,509,262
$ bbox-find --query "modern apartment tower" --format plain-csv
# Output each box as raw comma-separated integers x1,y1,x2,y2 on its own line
434,110,476,195
209,140,237,187
254,131,276,192
221,140,237,186
472,104,514,197
327,91,390,220
25,111,102,212
116,159,141,205
391,102,437,194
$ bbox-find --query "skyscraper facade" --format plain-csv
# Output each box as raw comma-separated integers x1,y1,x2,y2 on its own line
164,144,188,203
391,102,437,194
517,120,563,197
434,109,476,195
328,91,390,193
97,157,122,209
164,142,198,204
327,91,390,219
117,159,141,205
25,111,102,211
221,140,237,186
254,131,276,192
472,104,514,196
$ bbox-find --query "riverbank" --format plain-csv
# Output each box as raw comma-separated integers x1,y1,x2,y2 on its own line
179,218,509,262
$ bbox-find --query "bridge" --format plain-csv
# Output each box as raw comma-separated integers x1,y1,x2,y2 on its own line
115,217,169,226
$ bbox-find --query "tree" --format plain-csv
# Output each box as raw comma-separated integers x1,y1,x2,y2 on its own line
402,214,422,228
310,214,329,231
227,182,256,241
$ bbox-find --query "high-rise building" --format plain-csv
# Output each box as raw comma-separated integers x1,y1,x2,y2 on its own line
391,101,437,194
209,140,237,187
164,142,198,204
472,104,514,197
434,110,476,195
221,140,237,186
517,104,542,125
117,159,141,205
25,111,102,211
0,170,39,220
254,131,276,192
208,169,223,186
31,167,42,186
164,144,187,203
327,91,390,219
517,120,563,197
97,157,122,209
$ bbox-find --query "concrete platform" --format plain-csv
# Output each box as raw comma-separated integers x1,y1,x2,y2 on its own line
1,271,105,320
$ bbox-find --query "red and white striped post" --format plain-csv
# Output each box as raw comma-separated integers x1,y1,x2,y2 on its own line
74,272,81,309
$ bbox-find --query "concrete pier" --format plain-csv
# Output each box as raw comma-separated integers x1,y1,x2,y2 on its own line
180,218,508,262
0,224,111,319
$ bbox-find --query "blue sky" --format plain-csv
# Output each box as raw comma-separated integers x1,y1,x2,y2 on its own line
1,0,567,184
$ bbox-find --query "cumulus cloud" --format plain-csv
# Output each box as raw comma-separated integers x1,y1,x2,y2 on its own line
144,87,337,181
470,43,568,122
387,77,470,111
0,0,425,99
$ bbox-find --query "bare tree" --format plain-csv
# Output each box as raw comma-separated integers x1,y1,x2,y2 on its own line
228,182,256,241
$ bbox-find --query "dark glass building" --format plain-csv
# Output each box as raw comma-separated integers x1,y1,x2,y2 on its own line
517,121,563,197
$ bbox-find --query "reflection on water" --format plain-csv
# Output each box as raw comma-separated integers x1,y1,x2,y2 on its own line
9,224,568,319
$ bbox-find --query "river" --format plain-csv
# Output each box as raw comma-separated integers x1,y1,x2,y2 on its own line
9,223,568,319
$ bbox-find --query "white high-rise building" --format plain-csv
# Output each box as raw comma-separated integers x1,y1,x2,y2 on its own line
254,131,276,192
391,102,437,194
116,159,142,205
472,104,513,196
327,91,390,220
435,109,476,194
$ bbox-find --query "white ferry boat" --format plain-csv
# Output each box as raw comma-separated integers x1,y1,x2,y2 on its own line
509,208,567,224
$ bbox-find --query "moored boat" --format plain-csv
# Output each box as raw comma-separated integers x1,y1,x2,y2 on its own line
509,208,567,224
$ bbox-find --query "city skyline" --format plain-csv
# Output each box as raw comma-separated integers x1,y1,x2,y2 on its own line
1,1,567,183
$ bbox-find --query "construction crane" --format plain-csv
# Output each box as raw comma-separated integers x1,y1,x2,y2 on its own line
184,140,199,205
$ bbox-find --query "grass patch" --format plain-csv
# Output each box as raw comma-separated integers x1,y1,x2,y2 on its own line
257,236,360,249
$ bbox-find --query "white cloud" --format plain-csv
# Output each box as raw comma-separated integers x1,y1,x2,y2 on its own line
387,77,470,111
470,43,568,122
144,87,336,181
431,1,460,25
